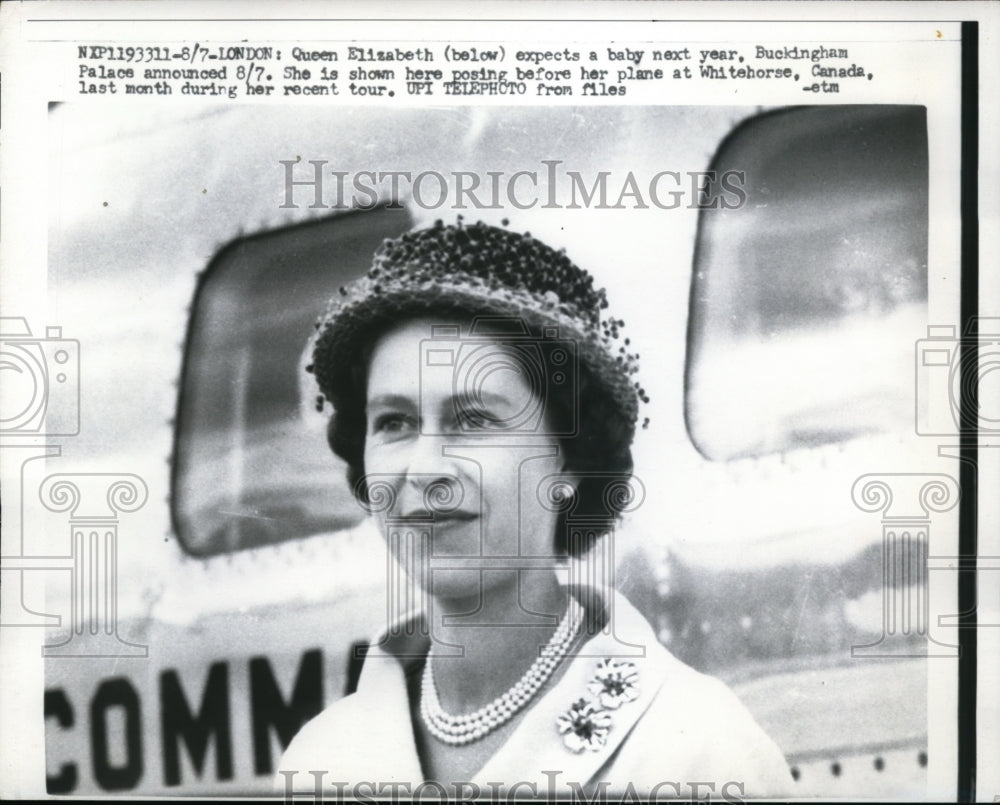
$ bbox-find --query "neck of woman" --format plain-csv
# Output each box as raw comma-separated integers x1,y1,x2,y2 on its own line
426,568,570,715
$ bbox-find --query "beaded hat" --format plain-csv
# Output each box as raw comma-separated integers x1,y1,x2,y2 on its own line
309,218,646,441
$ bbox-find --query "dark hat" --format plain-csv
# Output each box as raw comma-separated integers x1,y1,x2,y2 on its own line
309,218,646,439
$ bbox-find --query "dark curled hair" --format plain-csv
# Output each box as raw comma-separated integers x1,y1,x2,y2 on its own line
325,313,635,558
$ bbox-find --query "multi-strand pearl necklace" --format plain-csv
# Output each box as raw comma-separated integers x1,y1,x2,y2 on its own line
420,597,585,745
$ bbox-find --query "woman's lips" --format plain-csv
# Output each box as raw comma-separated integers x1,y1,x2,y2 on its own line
398,509,478,524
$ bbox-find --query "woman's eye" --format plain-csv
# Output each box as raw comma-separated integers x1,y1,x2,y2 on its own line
458,406,505,430
371,413,414,436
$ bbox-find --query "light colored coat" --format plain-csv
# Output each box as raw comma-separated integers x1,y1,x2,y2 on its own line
277,589,793,800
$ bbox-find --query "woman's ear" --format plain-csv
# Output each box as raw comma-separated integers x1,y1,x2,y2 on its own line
554,470,580,511
559,463,580,490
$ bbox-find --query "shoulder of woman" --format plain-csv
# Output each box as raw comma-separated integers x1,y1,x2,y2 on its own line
626,659,794,796
273,692,368,789
570,595,793,795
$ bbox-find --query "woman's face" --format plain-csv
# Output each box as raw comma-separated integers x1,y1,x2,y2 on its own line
362,317,568,598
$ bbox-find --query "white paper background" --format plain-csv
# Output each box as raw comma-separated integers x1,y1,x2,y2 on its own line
1,2,997,800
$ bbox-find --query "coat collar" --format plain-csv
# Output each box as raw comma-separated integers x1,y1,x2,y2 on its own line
355,586,673,791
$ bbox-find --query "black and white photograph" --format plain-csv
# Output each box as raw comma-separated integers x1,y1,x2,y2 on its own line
0,3,996,802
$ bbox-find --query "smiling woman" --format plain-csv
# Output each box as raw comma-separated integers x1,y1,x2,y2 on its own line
276,219,792,798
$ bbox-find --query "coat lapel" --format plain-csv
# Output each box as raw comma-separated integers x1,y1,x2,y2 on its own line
351,618,428,782
472,589,671,793
350,588,669,791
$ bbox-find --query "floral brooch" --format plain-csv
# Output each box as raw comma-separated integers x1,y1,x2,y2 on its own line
557,659,639,753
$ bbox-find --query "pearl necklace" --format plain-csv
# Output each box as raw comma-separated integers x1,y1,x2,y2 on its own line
420,597,585,745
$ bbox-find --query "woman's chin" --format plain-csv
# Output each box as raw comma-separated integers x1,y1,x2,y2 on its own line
414,568,485,602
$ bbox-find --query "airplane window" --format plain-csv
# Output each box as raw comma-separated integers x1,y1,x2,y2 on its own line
685,106,928,461
172,207,413,555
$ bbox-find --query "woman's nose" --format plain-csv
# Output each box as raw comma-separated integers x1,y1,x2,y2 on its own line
403,430,445,477
399,434,467,512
